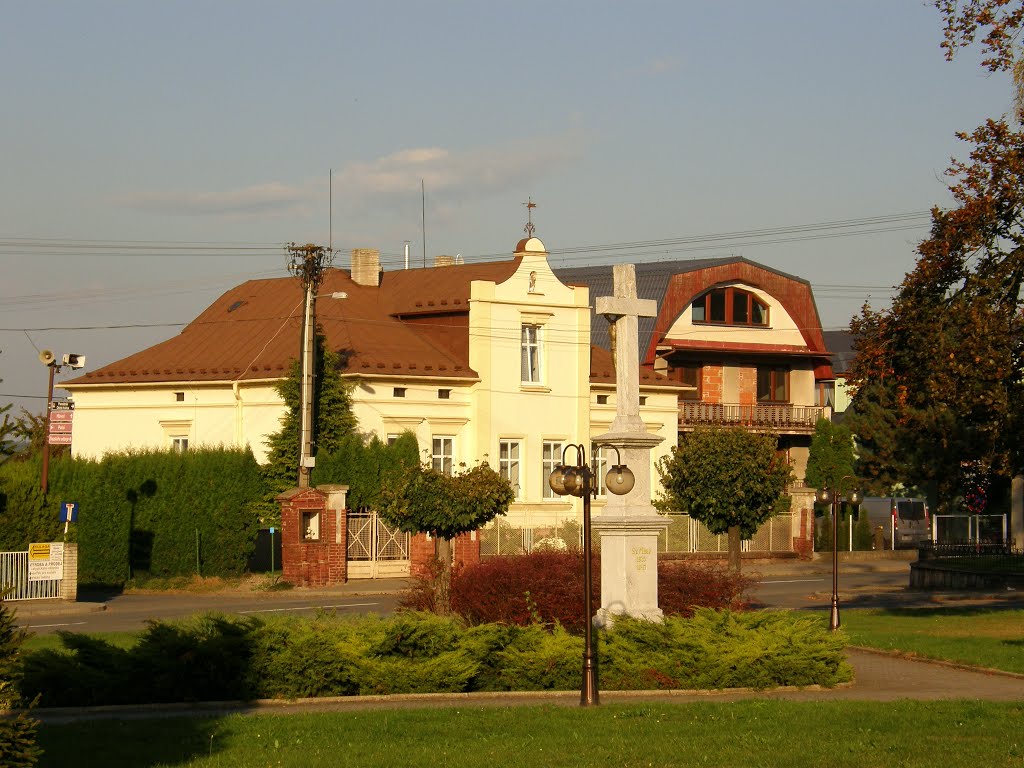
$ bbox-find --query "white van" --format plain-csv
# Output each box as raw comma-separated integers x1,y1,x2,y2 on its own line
858,497,930,550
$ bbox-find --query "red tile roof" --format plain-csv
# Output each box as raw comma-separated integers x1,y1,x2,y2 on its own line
66,254,677,390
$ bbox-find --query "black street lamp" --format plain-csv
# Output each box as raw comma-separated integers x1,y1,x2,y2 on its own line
815,476,862,631
548,443,634,706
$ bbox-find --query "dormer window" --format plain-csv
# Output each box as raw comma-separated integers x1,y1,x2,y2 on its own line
691,287,768,326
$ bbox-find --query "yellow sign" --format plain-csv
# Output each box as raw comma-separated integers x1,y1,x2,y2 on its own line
28,543,51,560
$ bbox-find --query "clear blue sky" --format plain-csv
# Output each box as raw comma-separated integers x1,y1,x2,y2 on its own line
0,1,1012,414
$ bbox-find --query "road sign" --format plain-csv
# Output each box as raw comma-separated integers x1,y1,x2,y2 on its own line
49,422,72,433
49,411,74,423
59,501,79,523
47,433,72,445
49,400,74,411
28,542,63,581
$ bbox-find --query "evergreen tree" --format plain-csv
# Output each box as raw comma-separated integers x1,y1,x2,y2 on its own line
263,333,357,495
804,418,856,491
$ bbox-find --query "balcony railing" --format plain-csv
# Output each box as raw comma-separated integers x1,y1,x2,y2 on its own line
679,402,827,432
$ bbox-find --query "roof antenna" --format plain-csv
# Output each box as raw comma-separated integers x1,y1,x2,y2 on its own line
523,197,537,238
421,179,427,268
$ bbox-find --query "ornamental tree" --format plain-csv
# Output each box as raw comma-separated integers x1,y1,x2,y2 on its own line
655,427,793,572
378,462,514,613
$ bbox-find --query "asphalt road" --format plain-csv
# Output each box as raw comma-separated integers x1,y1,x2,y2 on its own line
17,589,404,635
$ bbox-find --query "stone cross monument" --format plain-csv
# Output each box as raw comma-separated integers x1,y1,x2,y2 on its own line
593,264,667,624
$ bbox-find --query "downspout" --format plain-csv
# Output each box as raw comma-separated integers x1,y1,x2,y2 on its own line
233,380,243,449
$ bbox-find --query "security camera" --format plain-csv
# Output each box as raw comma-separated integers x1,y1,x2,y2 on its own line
62,353,86,369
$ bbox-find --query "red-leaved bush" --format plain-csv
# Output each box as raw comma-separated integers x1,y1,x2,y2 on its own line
432,553,753,633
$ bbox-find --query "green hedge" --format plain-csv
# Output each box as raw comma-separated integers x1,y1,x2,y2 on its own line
0,448,264,586
19,610,852,707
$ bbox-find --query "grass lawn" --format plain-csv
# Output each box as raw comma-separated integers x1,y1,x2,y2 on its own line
34,700,1024,768
842,607,1024,674
22,631,139,653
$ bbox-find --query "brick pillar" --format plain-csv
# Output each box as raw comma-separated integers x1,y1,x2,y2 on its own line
60,542,78,601
277,485,349,586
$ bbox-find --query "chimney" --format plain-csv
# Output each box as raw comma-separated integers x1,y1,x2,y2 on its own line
434,254,455,267
351,248,381,287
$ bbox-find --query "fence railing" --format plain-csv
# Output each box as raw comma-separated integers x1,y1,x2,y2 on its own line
931,514,1007,546
480,512,795,557
917,542,1023,572
679,402,826,432
0,551,61,601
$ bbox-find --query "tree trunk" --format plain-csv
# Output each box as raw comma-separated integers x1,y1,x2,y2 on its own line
728,525,742,573
434,536,454,615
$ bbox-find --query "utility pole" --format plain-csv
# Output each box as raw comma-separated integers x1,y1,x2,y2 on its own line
287,243,333,488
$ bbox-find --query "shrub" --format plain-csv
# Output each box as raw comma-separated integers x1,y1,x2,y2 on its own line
18,610,850,707
657,561,753,616
0,603,40,767
445,553,754,631
450,552,594,632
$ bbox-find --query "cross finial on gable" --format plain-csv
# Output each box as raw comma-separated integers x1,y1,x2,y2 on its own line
523,197,537,238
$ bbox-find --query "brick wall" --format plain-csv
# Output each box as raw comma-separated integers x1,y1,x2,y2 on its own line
410,530,482,577
702,364,723,404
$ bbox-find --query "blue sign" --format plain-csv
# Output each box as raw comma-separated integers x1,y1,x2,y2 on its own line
59,501,79,523
269,527,275,535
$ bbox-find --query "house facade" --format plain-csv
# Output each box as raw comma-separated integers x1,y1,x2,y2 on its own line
63,236,682,572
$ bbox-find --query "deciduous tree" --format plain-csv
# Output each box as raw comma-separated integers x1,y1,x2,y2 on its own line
847,119,1024,510
379,462,514,613
655,427,792,572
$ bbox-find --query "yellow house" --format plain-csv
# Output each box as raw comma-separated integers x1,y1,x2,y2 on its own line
63,236,681,562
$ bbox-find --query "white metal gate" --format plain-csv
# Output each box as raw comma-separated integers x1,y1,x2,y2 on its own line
346,511,410,578
0,551,61,600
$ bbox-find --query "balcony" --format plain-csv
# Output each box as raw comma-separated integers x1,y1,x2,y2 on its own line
678,401,828,433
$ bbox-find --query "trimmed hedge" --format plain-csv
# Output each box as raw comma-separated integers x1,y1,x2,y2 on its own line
442,553,753,632
0,449,265,586
19,610,852,707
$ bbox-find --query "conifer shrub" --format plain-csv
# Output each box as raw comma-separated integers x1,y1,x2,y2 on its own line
0,603,40,767
19,609,850,706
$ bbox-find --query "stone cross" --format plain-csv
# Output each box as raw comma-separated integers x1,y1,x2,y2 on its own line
592,263,666,625
595,264,657,434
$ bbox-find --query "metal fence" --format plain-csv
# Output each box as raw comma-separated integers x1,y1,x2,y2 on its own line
480,512,795,556
0,551,61,600
931,514,1007,546
918,542,1023,572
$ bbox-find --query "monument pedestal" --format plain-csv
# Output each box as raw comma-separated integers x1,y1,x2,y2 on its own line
593,429,667,625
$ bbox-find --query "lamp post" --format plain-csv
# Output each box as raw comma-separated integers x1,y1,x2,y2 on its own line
548,443,634,706
815,476,862,631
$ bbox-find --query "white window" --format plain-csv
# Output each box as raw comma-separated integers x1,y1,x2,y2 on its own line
521,324,542,383
171,436,189,453
542,440,564,499
432,437,454,475
499,440,522,499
